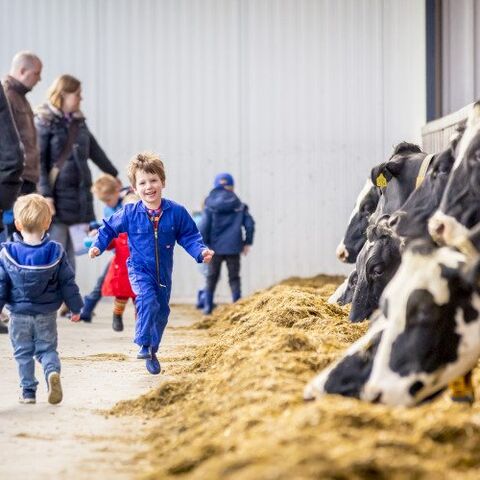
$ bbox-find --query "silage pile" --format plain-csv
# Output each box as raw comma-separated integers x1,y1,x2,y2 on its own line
112,275,480,480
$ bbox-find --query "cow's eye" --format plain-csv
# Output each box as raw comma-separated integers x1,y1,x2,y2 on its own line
372,265,384,277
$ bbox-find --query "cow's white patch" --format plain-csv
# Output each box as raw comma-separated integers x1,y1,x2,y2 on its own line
429,210,472,247
346,178,374,223
453,102,480,171
327,277,349,304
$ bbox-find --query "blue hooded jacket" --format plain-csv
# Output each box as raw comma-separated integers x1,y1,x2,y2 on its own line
0,234,83,315
200,187,255,255
93,199,206,299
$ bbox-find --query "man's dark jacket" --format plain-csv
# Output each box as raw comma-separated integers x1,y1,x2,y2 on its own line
0,83,23,232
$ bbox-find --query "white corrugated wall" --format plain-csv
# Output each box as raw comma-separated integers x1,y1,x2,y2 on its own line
0,0,426,301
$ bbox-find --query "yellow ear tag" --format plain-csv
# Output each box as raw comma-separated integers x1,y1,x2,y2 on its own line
376,173,388,188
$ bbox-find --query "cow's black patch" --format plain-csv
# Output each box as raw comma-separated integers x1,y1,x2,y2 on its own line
324,331,383,398
392,142,422,156
409,380,424,397
389,289,460,376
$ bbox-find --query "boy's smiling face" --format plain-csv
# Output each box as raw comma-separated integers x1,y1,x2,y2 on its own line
134,170,164,209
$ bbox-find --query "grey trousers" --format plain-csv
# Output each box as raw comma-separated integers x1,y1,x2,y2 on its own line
49,222,76,272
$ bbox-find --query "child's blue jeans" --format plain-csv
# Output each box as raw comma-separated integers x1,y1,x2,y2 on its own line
9,312,60,391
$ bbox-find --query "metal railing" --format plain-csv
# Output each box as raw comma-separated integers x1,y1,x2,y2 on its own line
422,103,472,153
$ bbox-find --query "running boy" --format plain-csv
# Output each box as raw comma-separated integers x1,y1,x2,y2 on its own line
89,152,214,375
0,194,83,404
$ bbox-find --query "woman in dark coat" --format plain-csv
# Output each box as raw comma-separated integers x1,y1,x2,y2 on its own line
35,74,118,270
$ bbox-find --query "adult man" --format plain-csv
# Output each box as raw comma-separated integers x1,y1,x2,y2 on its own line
3,51,42,194
0,82,24,333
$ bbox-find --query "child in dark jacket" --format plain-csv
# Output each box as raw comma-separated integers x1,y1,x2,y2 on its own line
0,194,83,404
200,173,255,314
89,152,214,375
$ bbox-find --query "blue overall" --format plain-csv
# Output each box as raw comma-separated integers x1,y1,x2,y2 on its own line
93,199,206,349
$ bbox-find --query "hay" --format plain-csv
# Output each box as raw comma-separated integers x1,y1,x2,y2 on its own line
111,275,480,479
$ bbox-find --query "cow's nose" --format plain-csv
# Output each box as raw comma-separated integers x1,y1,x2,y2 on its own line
363,385,383,403
336,243,349,262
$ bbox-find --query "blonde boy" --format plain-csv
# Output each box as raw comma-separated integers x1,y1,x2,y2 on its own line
0,194,83,404
89,153,214,374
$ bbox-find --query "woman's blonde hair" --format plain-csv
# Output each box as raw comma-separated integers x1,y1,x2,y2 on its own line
13,194,51,232
48,74,81,110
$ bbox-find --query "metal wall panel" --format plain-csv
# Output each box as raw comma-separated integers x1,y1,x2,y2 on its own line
0,0,426,300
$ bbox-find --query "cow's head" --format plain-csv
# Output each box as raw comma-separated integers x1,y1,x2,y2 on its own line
304,313,387,401
429,103,480,245
371,142,425,220
327,269,357,306
349,217,402,322
392,147,454,239
362,240,480,406
337,179,380,263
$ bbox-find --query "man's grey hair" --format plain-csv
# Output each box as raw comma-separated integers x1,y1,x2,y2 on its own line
10,51,41,72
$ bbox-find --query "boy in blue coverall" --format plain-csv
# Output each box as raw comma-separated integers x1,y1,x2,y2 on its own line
0,194,83,404
200,173,255,314
89,152,214,375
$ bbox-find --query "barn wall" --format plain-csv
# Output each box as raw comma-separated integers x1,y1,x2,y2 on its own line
0,0,426,300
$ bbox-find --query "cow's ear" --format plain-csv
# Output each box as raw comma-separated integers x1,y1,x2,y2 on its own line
371,163,392,188
384,156,406,177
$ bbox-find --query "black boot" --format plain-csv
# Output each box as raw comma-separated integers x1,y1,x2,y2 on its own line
112,314,124,332
232,290,241,303
203,291,214,315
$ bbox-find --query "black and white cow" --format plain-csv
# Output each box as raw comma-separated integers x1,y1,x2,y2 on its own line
328,269,357,306
336,179,380,263
306,239,480,406
349,218,402,322
429,102,480,246
392,123,464,239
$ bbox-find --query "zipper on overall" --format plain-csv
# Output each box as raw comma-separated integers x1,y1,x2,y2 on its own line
150,211,166,288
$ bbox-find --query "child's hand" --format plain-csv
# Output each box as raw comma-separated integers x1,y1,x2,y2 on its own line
242,245,251,256
89,247,101,258
202,248,214,264
88,229,98,237
71,313,81,322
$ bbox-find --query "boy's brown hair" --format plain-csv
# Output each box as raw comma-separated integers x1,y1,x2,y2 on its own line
127,152,166,187
13,194,52,232
92,174,119,201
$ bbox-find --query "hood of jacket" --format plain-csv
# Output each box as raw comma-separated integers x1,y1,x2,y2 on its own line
205,188,242,213
1,234,63,271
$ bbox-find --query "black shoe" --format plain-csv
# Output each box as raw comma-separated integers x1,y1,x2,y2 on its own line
112,314,124,332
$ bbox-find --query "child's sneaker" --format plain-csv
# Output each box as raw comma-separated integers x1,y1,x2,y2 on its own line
146,352,161,375
47,372,63,405
19,388,36,404
137,345,151,359
112,314,124,332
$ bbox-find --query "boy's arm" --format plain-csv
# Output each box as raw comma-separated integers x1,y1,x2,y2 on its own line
58,253,83,314
91,208,127,255
176,207,210,263
0,260,10,312
243,205,255,246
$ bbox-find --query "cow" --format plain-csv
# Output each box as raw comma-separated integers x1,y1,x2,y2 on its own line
305,239,480,407
429,102,480,246
392,123,465,239
336,179,380,263
348,217,402,322
347,143,437,320
327,269,357,305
